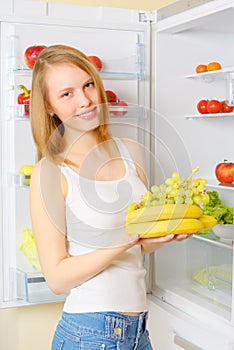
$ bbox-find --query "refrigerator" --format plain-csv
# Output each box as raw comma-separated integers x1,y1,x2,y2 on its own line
1,0,234,349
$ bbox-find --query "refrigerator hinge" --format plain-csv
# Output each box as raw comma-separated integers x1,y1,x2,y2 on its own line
138,11,155,23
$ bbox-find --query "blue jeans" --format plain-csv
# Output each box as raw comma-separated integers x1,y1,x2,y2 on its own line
52,311,153,349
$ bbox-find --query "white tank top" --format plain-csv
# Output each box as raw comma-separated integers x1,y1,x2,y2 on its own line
60,138,148,313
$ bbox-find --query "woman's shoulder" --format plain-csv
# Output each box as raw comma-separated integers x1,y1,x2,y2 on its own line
118,137,144,156
118,137,148,187
31,158,63,186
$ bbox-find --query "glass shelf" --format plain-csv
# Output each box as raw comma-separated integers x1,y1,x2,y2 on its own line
192,233,233,250
109,104,146,119
101,71,143,80
11,268,66,304
13,68,143,80
13,173,31,187
185,113,234,120
11,104,146,120
206,180,234,191
13,67,32,77
8,105,30,120
185,66,234,81
185,67,234,109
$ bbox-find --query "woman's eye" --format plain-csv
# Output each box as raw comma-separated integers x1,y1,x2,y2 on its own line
85,82,95,89
63,91,70,97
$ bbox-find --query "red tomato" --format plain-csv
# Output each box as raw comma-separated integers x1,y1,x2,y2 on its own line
197,99,208,114
222,102,234,113
105,90,118,103
196,64,207,74
207,100,222,113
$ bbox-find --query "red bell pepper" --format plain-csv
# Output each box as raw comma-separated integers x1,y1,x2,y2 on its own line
17,84,30,116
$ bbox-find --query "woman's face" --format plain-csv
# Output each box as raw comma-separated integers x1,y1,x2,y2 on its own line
45,62,100,132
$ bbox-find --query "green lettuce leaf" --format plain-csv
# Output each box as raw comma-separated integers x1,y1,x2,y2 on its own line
202,191,234,225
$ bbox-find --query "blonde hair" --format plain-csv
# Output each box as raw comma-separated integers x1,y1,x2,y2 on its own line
30,44,111,163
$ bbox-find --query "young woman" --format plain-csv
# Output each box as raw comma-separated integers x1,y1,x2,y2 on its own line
29,44,190,350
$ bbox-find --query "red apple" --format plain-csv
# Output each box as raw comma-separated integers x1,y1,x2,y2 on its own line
111,100,128,117
88,55,103,71
105,90,118,103
24,45,46,69
215,160,234,183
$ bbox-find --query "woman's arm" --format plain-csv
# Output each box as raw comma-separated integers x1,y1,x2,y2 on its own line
30,159,138,295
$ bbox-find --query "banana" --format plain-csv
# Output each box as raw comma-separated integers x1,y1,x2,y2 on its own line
126,204,202,225
126,218,203,238
199,215,217,229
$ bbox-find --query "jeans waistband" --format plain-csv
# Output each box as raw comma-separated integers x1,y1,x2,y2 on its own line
61,311,148,342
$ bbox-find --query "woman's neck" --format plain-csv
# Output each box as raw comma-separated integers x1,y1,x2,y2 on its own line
64,129,98,155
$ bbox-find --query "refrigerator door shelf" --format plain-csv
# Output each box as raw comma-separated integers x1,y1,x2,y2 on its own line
185,68,234,107
151,236,233,322
13,173,31,188
9,268,66,304
193,233,233,249
185,66,234,81
206,181,234,192
185,113,234,119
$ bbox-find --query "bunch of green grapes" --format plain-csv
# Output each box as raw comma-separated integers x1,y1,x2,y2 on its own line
126,167,209,213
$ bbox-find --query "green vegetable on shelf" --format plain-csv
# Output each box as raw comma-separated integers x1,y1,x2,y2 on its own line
192,264,232,287
18,228,41,272
202,190,234,225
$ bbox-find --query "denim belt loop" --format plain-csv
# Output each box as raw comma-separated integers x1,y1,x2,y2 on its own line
105,315,126,341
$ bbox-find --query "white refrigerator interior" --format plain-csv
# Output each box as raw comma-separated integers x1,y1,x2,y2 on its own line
0,6,150,307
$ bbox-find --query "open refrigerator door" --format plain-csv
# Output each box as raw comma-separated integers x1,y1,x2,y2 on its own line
147,0,234,348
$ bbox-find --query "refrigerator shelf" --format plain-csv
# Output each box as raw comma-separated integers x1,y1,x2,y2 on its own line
185,113,234,119
13,68,142,80
10,268,66,304
185,66,234,81
152,278,232,321
11,105,146,120
109,104,146,119
192,234,233,250
206,180,234,191
13,173,31,187
13,68,32,76
8,105,30,119
15,115,30,121
101,71,143,80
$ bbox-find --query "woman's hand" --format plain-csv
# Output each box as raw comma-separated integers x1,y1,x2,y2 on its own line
139,233,193,254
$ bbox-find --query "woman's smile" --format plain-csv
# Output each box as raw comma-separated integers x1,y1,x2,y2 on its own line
76,106,98,120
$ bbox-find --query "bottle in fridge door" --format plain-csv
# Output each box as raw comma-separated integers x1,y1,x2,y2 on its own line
0,9,151,308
